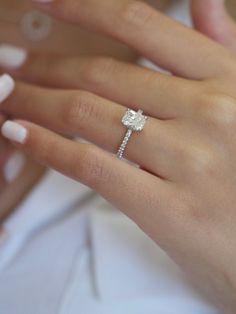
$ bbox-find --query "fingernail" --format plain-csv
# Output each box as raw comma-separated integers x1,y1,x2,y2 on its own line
0,44,27,69
3,152,26,183
0,74,15,103
1,121,28,144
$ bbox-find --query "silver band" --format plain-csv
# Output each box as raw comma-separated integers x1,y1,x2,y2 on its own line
117,129,133,159
117,109,147,160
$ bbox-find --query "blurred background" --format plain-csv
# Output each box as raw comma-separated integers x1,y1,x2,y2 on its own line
0,0,235,56
0,0,137,59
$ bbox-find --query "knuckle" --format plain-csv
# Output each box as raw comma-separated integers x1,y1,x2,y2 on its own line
121,1,154,27
64,91,99,129
81,57,116,87
77,145,112,188
181,145,215,175
197,93,236,129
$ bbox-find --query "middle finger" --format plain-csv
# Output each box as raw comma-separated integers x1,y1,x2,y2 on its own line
8,54,196,119
34,0,234,79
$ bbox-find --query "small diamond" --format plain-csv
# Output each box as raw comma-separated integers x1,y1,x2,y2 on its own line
122,109,147,131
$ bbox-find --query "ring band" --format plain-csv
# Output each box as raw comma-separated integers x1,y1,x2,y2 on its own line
117,109,147,160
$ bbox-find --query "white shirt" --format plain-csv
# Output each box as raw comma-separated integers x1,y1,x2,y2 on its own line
0,171,219,314
0,1,220,313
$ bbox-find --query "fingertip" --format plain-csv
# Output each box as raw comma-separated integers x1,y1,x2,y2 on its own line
0,74,15,103
0,44,28,70
1,121,28,144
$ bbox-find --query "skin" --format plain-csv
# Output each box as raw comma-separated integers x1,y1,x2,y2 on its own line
1,0,236,310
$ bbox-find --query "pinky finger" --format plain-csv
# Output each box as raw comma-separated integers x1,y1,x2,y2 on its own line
0,120,173,231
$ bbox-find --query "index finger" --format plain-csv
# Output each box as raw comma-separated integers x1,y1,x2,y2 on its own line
33,0,234,79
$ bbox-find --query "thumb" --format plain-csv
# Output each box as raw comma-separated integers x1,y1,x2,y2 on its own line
191,0,236,52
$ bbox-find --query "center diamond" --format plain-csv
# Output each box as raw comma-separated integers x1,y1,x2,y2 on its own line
122,109,147,131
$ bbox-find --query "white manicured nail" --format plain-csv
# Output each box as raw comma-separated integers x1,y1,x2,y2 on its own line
0,44,27,69
3,152,26,183
0,74,15,103
1,121,28,144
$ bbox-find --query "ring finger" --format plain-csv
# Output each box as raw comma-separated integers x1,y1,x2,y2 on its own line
1,81,183,179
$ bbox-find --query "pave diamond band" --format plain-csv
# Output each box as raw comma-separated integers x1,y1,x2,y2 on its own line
117,129,133,159
117,109,147,160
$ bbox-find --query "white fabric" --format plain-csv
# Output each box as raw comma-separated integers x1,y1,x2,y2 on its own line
0,1,220,313
0,171,219,313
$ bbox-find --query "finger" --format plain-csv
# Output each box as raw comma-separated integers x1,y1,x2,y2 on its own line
7,54,197,119
1,82,182,178
191,0,236,52
1,119,175,234
33,0,233,79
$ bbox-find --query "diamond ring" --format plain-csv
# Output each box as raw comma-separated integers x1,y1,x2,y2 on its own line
117,109,147,160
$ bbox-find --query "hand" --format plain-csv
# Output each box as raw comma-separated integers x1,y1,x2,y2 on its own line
1,0,236,311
